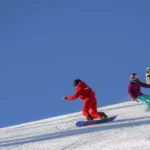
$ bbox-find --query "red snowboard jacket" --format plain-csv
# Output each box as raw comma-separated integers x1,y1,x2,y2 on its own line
66,81,95,101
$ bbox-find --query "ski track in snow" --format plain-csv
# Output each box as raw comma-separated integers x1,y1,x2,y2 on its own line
0,101,150,150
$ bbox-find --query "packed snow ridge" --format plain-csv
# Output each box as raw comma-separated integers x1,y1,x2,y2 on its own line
0,101,150,150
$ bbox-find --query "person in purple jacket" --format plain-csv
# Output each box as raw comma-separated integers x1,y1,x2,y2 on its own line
128,73,150,112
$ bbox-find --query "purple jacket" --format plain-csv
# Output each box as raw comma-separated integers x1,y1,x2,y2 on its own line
128,81,150,99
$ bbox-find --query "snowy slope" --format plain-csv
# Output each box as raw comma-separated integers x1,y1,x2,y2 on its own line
0,101,150,150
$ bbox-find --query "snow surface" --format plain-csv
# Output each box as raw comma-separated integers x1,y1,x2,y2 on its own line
0,101,150,150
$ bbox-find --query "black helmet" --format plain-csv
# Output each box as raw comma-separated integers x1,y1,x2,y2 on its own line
73,79,81,86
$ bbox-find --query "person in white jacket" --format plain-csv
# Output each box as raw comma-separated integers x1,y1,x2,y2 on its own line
146,67,150,85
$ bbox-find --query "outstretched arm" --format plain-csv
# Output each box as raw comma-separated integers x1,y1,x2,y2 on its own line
140,82,150,88
64,88,81,100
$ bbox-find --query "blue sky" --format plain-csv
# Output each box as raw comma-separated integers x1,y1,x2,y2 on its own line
0,0,150,128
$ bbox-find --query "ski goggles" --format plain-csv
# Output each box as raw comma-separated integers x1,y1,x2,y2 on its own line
131,76,138,81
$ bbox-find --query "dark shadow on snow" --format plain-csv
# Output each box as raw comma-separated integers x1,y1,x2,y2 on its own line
0,115,150,148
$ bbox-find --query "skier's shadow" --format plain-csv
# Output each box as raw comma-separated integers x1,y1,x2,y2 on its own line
0,115,150,148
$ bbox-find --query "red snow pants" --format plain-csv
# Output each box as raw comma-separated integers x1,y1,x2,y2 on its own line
82,96,102,119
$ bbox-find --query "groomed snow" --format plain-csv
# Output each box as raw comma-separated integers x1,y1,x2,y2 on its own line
0,101,150,150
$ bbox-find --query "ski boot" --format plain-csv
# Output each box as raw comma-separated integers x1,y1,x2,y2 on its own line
86,113,94,121
101,112,108,120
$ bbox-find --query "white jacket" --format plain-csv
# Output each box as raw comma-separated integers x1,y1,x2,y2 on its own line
146,71,150,85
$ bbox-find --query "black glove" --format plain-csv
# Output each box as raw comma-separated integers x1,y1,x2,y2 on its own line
62,97,67,100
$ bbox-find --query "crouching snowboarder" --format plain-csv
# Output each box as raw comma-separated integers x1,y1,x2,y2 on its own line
128,73,150,112
145,67,150,85
62,79,108,120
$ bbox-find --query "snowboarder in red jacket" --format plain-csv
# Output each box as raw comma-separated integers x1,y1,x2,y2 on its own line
62,79,108,120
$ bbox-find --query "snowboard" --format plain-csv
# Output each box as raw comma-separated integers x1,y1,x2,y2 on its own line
76,115,117,127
